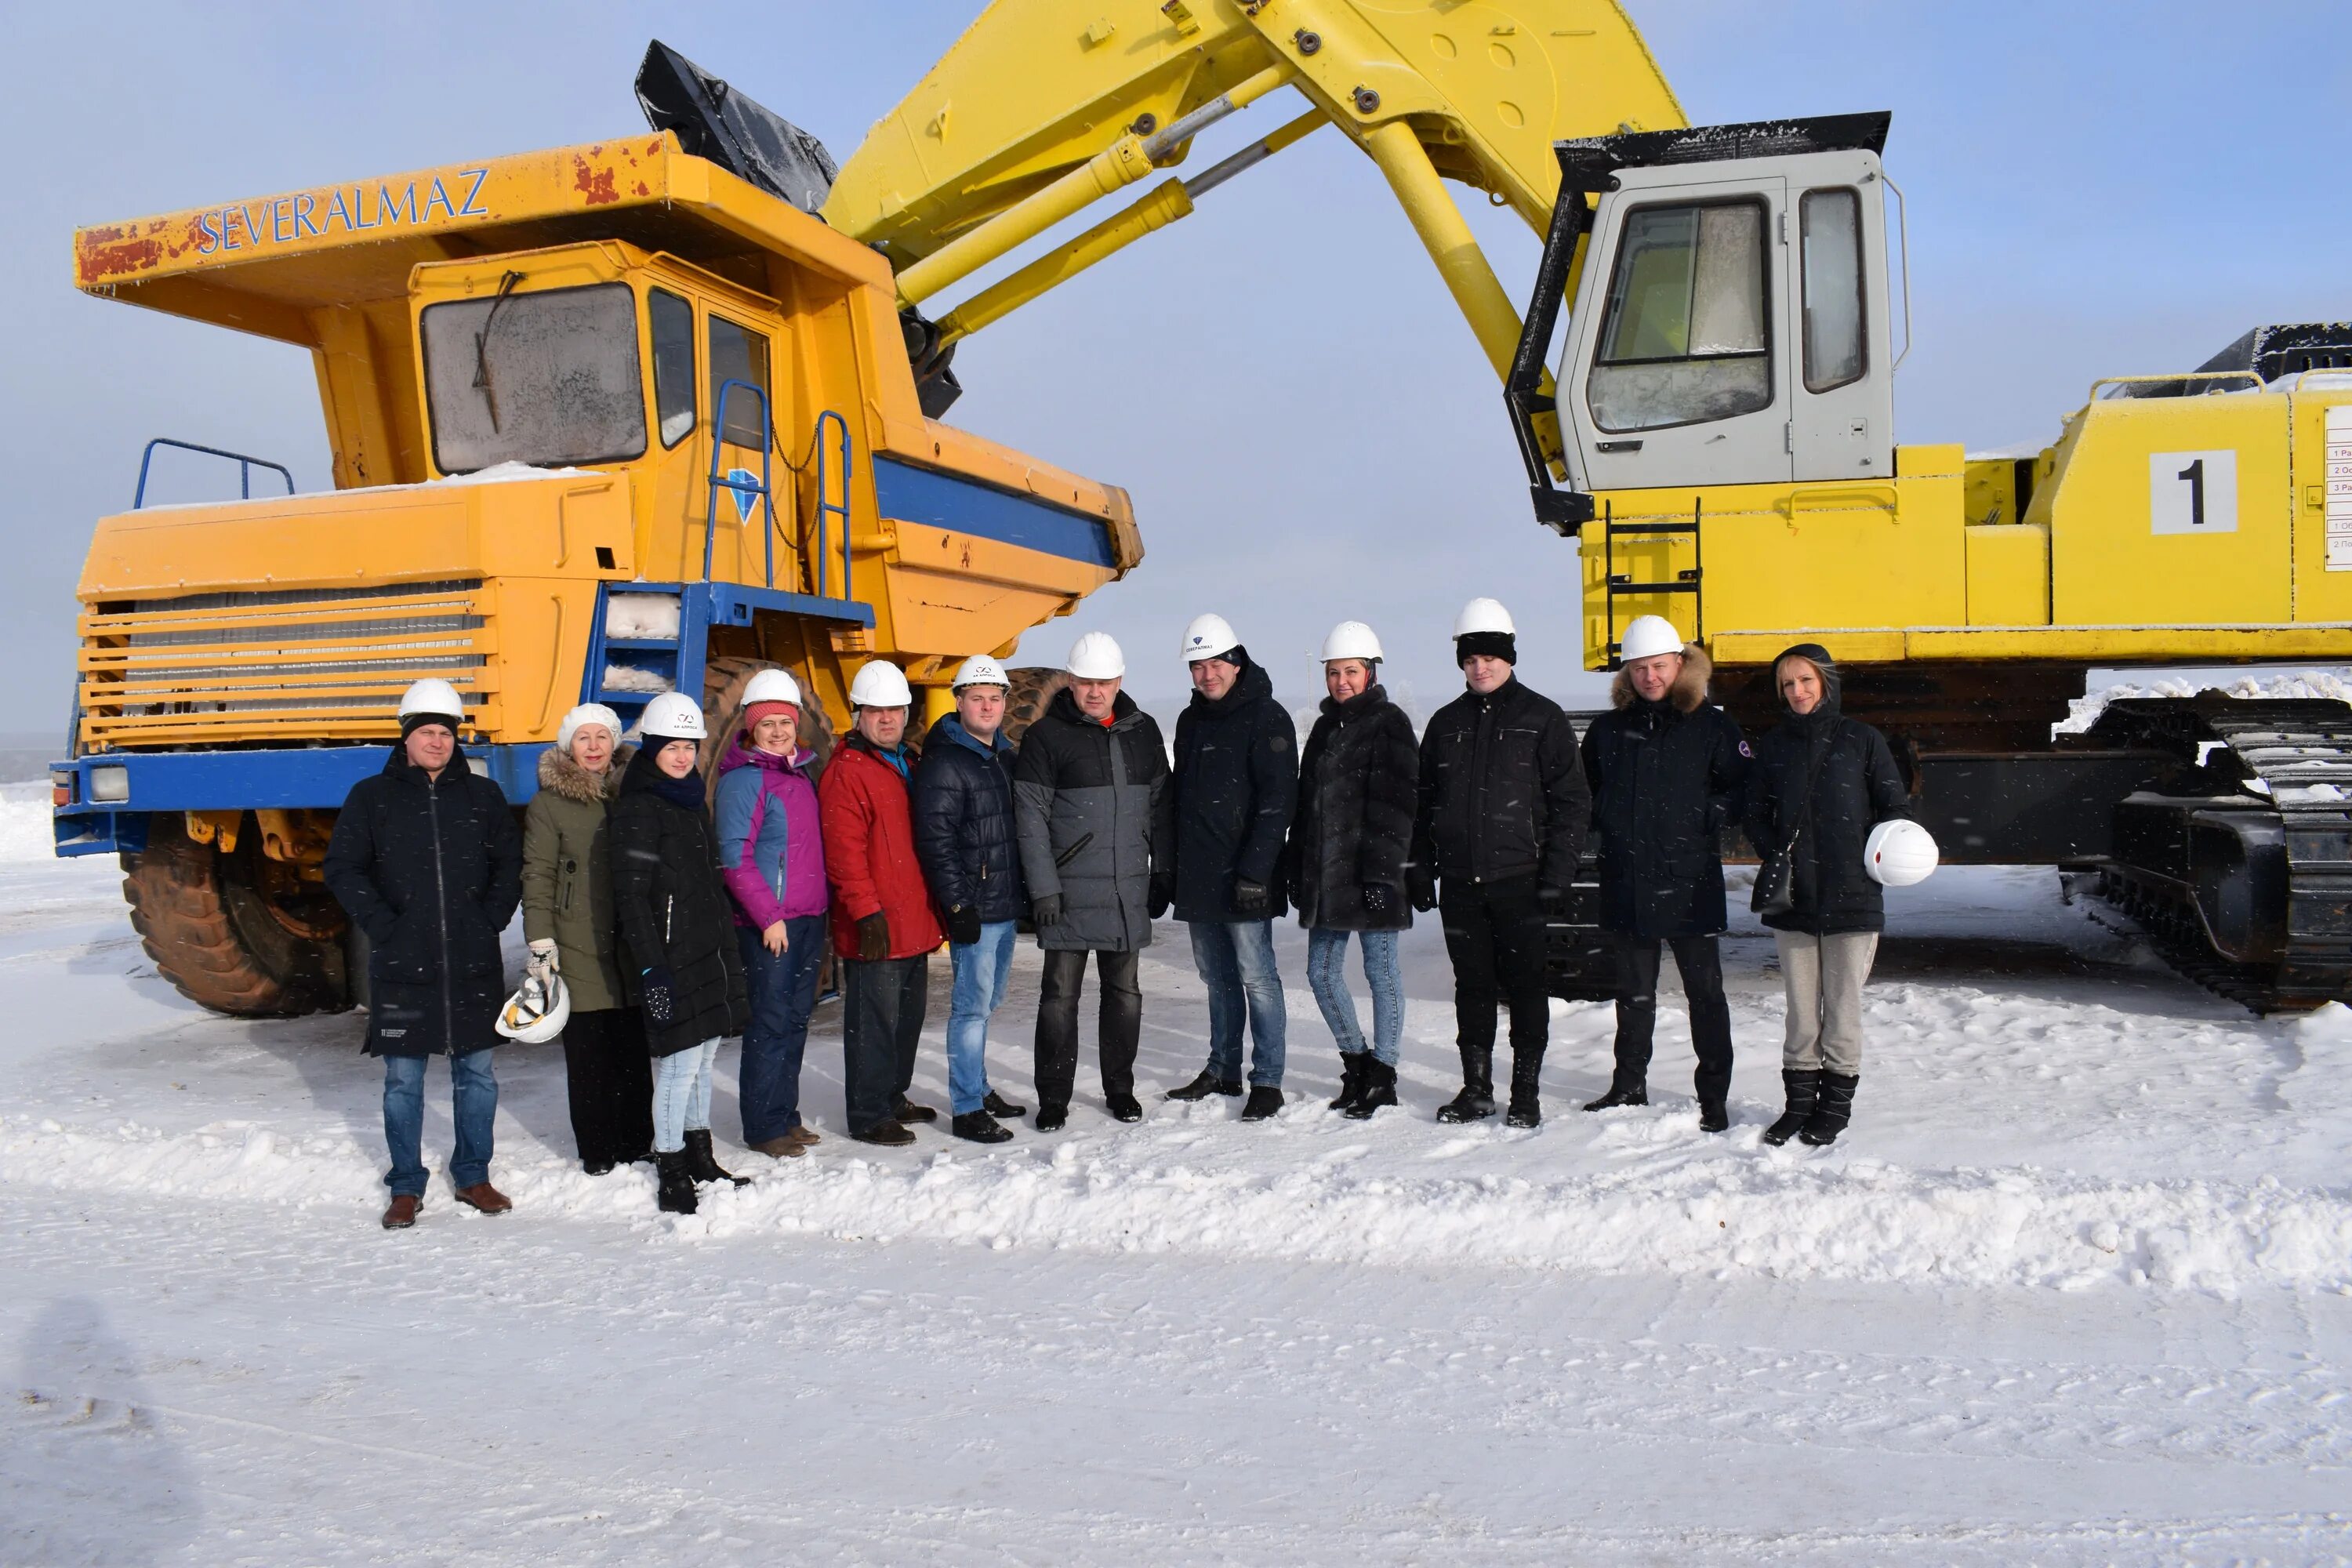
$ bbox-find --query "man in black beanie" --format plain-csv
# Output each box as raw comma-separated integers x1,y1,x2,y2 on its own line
1408,598,1588,1126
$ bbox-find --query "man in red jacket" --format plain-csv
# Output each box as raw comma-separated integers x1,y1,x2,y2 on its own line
820,661,946,1146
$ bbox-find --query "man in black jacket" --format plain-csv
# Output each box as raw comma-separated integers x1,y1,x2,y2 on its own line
1409,599,1588,1127
323,678,524,1229
914,654,1029,1145
1164,615,1298,1122
1578,615,1751,1131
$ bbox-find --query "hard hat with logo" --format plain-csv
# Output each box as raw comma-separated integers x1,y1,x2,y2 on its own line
1066,632,1126,680
1319,621,1385,662
637,691,708,740
742,667,802,708
953,654,1011,690
1450,598,1516,639
397,677,466,727
848,661,914,709
1618,615,1686,663
1180,613,1240,663
1864,819,1940,887
495,965,571,1044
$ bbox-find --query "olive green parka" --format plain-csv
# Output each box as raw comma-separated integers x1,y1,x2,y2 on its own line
521,744,633,1013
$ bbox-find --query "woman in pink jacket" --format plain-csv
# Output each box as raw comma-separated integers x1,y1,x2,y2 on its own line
713,669,830,1157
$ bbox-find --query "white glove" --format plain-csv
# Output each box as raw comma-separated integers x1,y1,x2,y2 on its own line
527,940,559,981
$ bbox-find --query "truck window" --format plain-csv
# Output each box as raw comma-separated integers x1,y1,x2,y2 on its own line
708,314,771,448
650,289,697,448
1800,188,1865,393
420,282,646,473
1588,201,1770,433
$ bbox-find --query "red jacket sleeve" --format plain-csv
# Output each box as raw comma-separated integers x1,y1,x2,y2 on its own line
820,755,883,926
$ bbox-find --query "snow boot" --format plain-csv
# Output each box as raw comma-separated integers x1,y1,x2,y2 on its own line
1034,1103,1069,1133
583,1157,616,1177
655,1151,698,1215
1167,1070,1243,1102
983,1090,1027,1120
1240,1085,1285,1122
381,1194,420,1230
1697,1099,1730,1134
1345,1058,1398,1120
1105,1091,1145,1123
891,1095,939,1124
1504,1052,1544,1127
683,1129,750,1187
1582,1077,1648,1112
1761,1069,1821,1146
1329,1054,1367,1113
1436,1046,1495,1123
851,1120,916,1147
1799,1073,1857,1146
952,1110,1014,1145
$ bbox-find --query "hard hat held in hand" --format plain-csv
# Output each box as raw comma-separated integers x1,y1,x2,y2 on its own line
742,667,802,708
1865,818,1940,887
1452,598,1516,638
952,654,1010,690
637,691,707,740
495,967,571,1043
398,677,466,720
848,660,914,708
1320,621,1385,663
1619,615,1685,663
1066,632,1125,680
1180,613,1240,663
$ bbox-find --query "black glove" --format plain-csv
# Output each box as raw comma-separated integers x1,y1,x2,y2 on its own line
1031,892,1065,929
945,904,982,946
1537,882,1566,910
856,912,891,961
1407,869,1438,913
1231,879,1270,918
640,965,676,1028
1362,883,1396,920
1148,876,1173,920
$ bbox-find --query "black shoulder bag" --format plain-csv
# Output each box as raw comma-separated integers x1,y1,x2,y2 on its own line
1751,723,1842,917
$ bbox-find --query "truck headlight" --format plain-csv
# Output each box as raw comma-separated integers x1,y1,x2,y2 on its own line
89,766,130,804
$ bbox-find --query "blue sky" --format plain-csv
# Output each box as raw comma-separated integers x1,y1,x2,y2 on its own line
3,2,2345,734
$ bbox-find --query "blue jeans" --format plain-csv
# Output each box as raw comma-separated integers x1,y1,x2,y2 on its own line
1189,919,1287,1087
653,1039,720,1153
383,1050,496,1197
1307,927,1405,1065
737,917,827,1143
946,920,1016,1116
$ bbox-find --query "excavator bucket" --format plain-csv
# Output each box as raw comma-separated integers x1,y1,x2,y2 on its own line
635,40,838,215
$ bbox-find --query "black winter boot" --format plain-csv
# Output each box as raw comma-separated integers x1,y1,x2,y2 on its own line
1698,1099,1730,1134
1345,1058,1398,1120
1167,1070,1243,1102
1436,1046,1496,1123
1762,1069,1822,1146
1504,1051,1544,1127
683,1129,750,1187
655,1150,698,1214
983,1090,1027,1120
1240,1085,1285,1122
1799,1073,1857,1145
1034,1103,1069,1132
1582,1078,1648,1112
952,1110,1014,1145
1105,1092,1145,1123
1329,1054,1367,1113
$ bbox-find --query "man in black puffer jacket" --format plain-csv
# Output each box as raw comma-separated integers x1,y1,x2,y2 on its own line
914,655,1029,1144
1579,615,1750,1131
1164,616,1298,1122
324,679,524,1229
1409,600,1588,1127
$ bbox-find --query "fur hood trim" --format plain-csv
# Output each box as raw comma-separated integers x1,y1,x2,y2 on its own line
537,742,634,804
1610,642,1714,713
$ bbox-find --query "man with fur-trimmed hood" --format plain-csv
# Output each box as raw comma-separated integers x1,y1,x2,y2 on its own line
1578,615,1751,1131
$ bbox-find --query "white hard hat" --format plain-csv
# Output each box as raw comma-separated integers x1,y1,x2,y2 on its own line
742,667,802,708
952,654,1010,691
557,702,622,751
848,660,914,709
638,691,708,740
1864,819,1939,887
495,967,571,1044
397,677,466,724
1319,621,1384,663
1180,613,1240,663
1066,632,1126,680
1618,615,1685,663
1451,598,1516,638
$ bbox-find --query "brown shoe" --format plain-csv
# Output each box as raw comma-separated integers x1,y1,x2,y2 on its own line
453,1181,513,1215
787,1125,822,1147
750,1135,808,1159
382,1194,420,1229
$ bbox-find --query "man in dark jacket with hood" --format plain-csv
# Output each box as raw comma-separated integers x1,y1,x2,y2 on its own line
324,677,524,1229
1579,614,1751,1131
1164,615,1298,1121
914,654,1029,1145
1409,599,1588,1127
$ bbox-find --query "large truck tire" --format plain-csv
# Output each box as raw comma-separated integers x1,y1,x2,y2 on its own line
122,815,350,1017
1000,666,1069,749
700,654,837,783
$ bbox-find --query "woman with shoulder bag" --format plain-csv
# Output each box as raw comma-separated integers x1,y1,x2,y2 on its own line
1742,643,1908,1147
610,692,752,1214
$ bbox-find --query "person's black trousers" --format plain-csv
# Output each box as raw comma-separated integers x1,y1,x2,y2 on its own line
844,954,929,1134
1439,877,1551,1074
1033,948,1141,1109
1610,934,1734,1105
560,1007,655,1167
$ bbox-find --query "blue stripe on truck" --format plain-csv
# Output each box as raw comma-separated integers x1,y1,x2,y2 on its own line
871,456,1115,568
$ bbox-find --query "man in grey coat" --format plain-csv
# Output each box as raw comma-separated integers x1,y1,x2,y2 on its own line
1013,632,1174,1131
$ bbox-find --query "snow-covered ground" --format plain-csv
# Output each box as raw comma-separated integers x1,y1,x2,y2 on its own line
3,782,2350,1564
